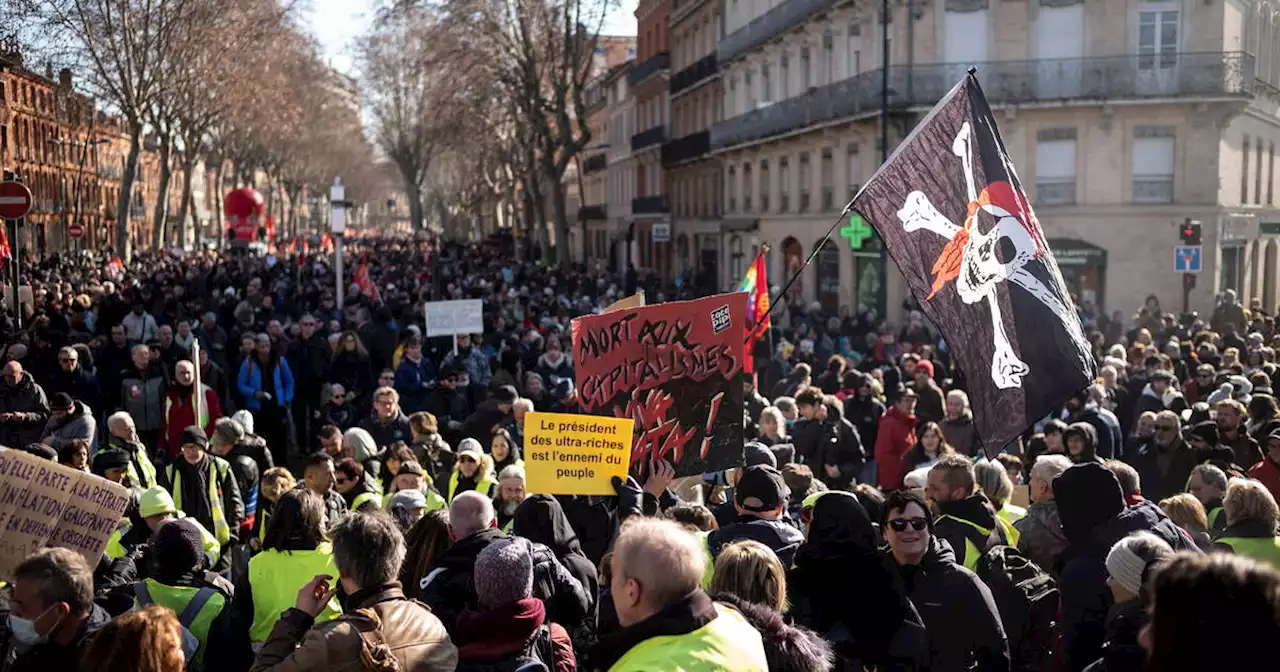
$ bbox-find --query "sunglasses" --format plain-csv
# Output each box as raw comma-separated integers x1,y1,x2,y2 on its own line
888,517,929,532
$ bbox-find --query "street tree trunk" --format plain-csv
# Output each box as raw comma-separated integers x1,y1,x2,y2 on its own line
116,122,143,260
407,181,425,233
151,135,173,249
176,154,197,249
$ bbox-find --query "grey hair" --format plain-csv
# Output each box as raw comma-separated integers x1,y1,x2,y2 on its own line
774,396,797,415
107,411,136,435
449,491,495,538
15,548,93,615
613,518,706,610
255,333,271,344
1191,463,1228,492
331,512,406,590
213,417,245,447
512,398,534,413
974,460,1014,507
1030,454,1072,484
498,465,525,482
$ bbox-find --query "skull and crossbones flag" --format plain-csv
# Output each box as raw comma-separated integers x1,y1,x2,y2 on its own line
852,72,1096,455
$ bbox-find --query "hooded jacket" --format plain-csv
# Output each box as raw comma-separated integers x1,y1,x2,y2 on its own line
0,370,50,448
419,528,589,635
453,598,575,672
843,393,885,454
711,592,836,672
706,515,805,572
1064,422,1103,464
224,442,263,538
888,536,1009,672
876,405,918,491
933,494,1010,570
788,493,927,671
1069,405,1122,460
510,494,599,630
1053,463,1198,671
41,400,97,453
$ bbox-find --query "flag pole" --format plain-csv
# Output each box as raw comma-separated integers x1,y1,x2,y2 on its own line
757,198,859,324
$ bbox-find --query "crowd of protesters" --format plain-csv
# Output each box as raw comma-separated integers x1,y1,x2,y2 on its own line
0,234,1275,672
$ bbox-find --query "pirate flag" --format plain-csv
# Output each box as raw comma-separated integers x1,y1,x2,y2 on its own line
852,72,1096,455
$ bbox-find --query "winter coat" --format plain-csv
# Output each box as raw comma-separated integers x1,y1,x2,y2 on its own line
287,334,332,400
419,528,589,635
453,598,575,672
236,356,295,411
888,537,1009,672
813,405,866,489
250,584,457,672
360,410,412,451
443,346,492,387
941,413,980,457
462,400,509,449
1014,500,1069,578
706,516,805,572
843,394,885,453
394,355,437,414
0,370,50,448
328,351,373,406
1220,429,1262,471
320,401,358,432
40,401,96,453
912,380,945,426
711,592,837,672
1081,599,1147,672
1125,437,1203,503
511,495,599,643
41,366,103,416
1057,501,1198,671
933,494,1011,570
1248,456,1280,501
161,453,245,545
1070,405,1123,460
8,604,112,672
875,406,918,491
160,384,223,458
119,362,167,432
225,443,263,539
788,492,927,671
411,434,456,485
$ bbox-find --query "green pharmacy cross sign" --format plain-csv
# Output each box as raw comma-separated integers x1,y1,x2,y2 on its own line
841,213,874,251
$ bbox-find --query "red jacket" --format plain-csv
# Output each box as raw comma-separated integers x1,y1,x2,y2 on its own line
161,385,223,458
875,406,917,491
1249,458,1280,502
454,598,575,672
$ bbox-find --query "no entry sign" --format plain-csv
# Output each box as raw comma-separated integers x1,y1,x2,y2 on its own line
0,181,33,220
68,221,84,239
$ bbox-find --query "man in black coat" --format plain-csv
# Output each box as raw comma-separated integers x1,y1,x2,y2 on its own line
41,346,103,417
420,491,589,635
210,418,262,543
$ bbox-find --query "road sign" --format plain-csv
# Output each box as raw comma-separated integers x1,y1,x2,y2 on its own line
0,181,33,220
1174,245,1202,273
67,221,84,239
841,213,874,250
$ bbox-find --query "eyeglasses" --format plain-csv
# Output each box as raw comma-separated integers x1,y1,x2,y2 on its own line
888,517,929,532
1155,424,1179,432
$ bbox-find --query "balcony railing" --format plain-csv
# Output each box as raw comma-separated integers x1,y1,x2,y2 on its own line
631,125,668,152
583,153,607,174
671,53,718,96
711,52,1255,151
632,196,669,214
719,0,833,64
578,204,607,221
662,131,710,167
630,52,670,86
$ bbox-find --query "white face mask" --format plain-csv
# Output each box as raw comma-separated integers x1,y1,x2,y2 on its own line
9,604,60,650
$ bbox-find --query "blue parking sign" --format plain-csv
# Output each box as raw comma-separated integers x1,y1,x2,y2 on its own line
1175,246,1202,273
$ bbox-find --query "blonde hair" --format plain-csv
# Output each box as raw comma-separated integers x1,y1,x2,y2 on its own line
1224,479,1280,528
709,539,789,613
1160,493,1208,535
261,467,297,501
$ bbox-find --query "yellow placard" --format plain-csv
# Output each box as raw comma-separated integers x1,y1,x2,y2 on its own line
524,412,634,496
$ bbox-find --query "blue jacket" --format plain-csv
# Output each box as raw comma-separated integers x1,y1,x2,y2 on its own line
236,357,295,410
394,356,437,414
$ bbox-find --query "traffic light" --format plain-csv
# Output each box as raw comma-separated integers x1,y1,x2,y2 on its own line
1180,219,1202,245
1184,273,1197,291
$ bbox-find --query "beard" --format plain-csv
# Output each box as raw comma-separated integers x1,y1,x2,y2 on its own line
499,500,520,517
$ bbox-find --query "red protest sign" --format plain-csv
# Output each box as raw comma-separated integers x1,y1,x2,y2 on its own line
571,293,747,477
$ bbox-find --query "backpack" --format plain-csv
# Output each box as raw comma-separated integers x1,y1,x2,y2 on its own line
133,582,217,671
975,545,1060,672
456,624,555,672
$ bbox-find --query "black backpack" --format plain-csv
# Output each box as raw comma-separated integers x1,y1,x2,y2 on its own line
456,624,555,672
975,545,1059,672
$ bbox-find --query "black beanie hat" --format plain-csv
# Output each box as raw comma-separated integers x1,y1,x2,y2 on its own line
1053,462,1125,543
153,518,205,580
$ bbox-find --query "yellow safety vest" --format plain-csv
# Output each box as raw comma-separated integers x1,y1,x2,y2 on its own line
1208,507,1225,530
937,514,1018,571
105,521,131,560
608,603,769,672
107,439,158,491
132,579,225,672
167,459,233,546
447,471,496,502
350,491,382,512
1217,536,1280,570
247,545,343,642
997,503,1027,528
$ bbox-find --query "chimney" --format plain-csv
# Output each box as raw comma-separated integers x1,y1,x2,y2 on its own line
59,68,72,90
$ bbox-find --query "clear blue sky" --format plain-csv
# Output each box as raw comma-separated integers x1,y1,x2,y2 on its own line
307,0,639,76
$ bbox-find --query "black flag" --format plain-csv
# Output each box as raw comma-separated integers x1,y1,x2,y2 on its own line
853,73,1096,454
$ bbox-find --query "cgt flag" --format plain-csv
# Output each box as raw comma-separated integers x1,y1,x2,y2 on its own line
851,72,1095,455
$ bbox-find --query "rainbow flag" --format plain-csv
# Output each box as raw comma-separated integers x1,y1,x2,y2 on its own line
737,248,770,372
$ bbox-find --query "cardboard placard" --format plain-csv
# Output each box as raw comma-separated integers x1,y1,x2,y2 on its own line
424,299,484,337
0,449,131,581
571,293,747,478
1011,484,1030,509
603,292,646,313
524,412,634,495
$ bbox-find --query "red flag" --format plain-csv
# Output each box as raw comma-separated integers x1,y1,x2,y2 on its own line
354,256,379,301
0,225,10,261
737,248,771,373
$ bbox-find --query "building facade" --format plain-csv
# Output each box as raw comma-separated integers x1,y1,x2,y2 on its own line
665,0,723,293
632,0,673,276
606,64,637,273
713,0,1280,321
580,70,611,270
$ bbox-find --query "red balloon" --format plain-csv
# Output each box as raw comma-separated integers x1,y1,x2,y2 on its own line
224,188,264,241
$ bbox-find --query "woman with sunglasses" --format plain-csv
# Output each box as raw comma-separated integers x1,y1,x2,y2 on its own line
881,491,1008,672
